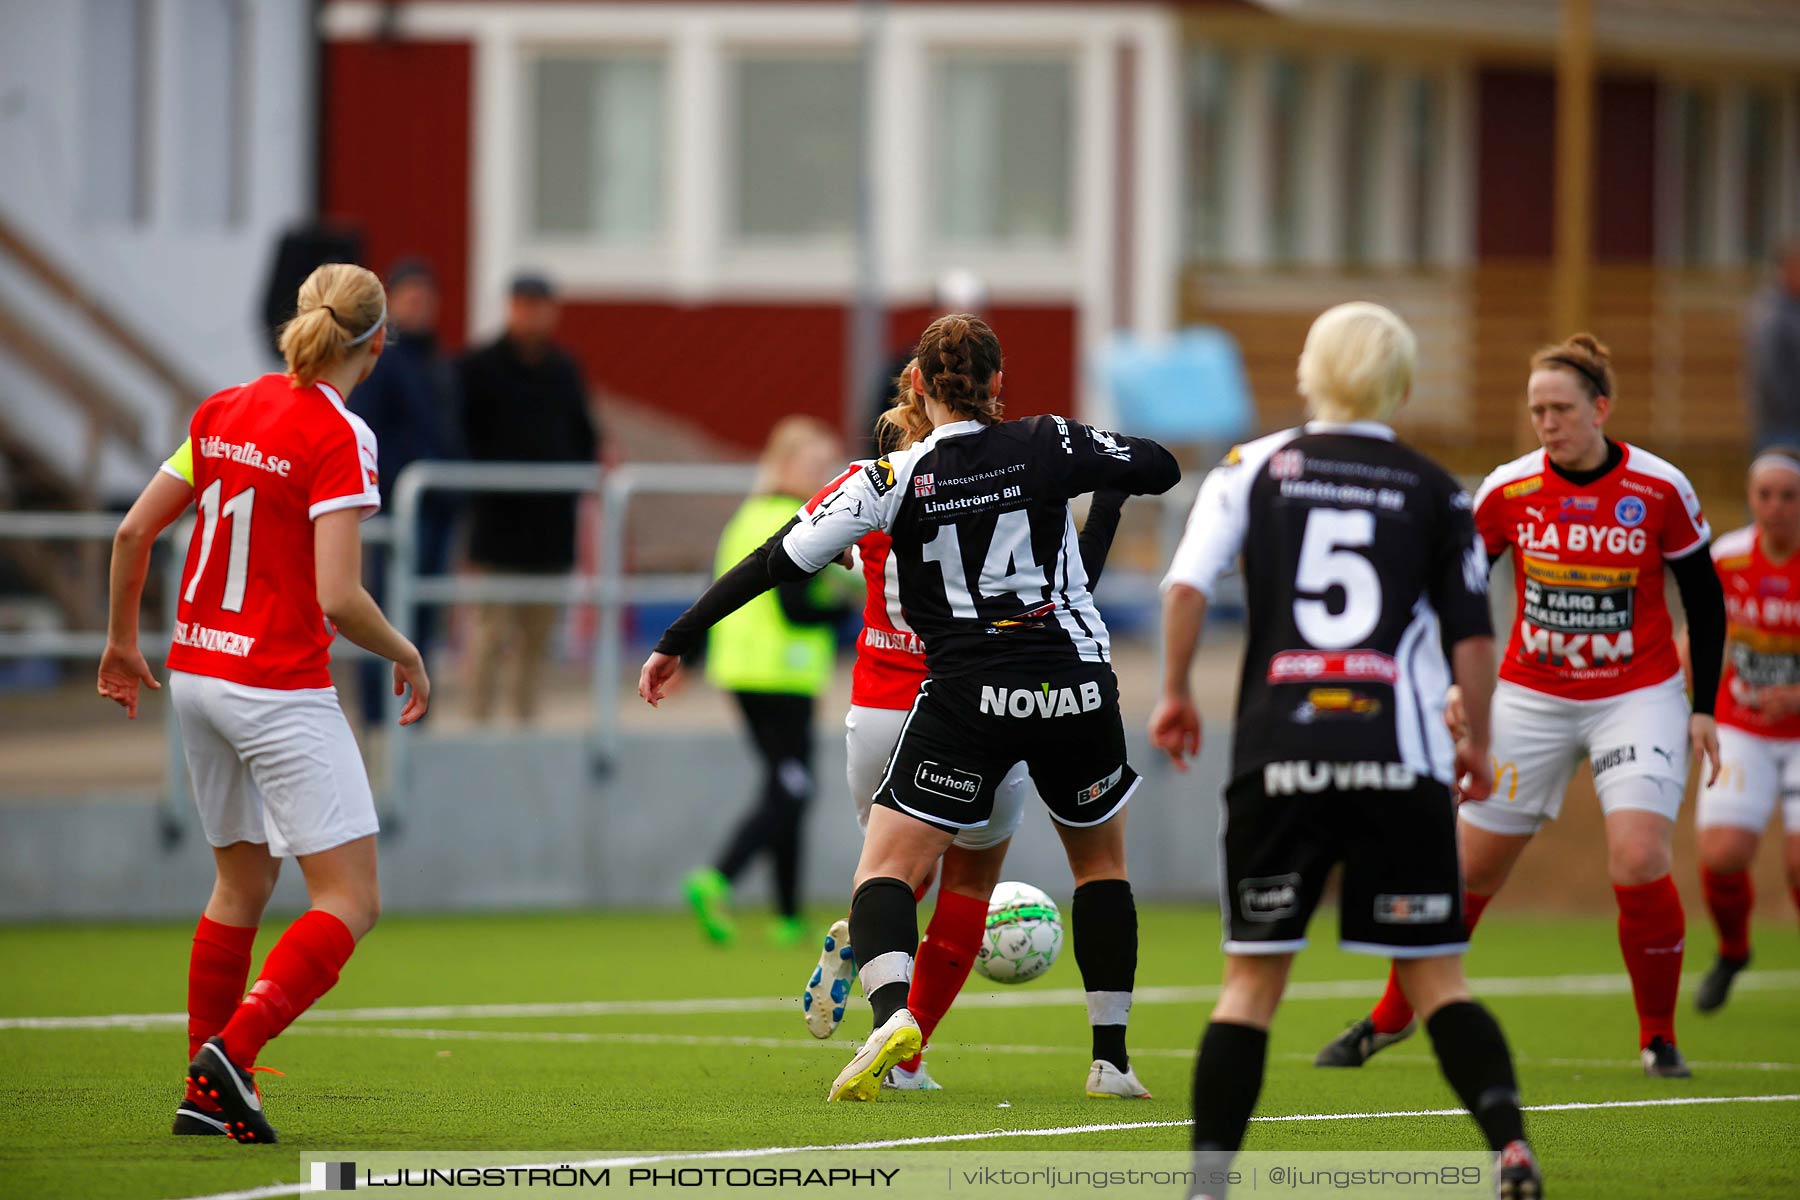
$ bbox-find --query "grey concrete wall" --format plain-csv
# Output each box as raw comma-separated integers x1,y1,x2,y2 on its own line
0,726,1230,921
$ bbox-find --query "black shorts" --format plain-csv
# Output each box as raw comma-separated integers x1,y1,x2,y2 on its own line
873,667,1139,834
1221,763,1466,957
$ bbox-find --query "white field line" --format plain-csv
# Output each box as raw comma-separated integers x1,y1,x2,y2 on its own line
10,968,1800,1032
285,1023,1800,1074
165,1093,1800,1200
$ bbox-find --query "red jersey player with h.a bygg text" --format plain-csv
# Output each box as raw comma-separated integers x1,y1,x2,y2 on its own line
1474,441,1709,700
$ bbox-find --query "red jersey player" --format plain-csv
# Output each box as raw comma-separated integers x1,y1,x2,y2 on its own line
98,264,429,1144
1315,333,1726,1077
1690,449,1800,1012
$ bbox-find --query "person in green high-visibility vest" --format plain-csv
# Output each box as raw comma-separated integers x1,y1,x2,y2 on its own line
686,417,855,947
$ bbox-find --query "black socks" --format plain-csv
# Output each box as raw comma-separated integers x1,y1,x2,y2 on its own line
1426,1000,1527,1151
1191,1020,1269,1151
1072,878,1138,1070
849,876,917,1028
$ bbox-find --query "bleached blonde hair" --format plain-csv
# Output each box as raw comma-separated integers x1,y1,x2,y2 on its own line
1296,301,1416,423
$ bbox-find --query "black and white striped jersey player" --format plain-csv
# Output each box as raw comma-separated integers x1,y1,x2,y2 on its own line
783,414,1180,835
1162,420,1494,957
639,314,1181,1105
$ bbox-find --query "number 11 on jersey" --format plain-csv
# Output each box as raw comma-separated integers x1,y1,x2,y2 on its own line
183,480,256,613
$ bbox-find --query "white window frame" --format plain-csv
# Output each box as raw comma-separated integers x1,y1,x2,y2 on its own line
323,2,1182,407
1190,43,1472,272
1658,74,1797,269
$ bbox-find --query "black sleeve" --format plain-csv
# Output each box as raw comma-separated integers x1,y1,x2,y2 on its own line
1076,488,1128,585
775,576,848,625
654,516,801,657
1670,546,1726,717
1429,491,1495,649
1043,417,1182,499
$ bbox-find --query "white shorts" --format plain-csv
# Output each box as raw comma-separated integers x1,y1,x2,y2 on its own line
1697,725,1800,834
169,670,379,858
845,704,1028,851
1461,674,1691,837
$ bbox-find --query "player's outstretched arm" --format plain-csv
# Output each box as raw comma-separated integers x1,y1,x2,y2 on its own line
315,508,430,725
638,517,804,707
641,469,873,707
98,470,193,719
1449,635,1497,802
1149,582,1207,771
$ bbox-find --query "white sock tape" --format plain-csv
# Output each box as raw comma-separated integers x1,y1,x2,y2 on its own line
859,950,913,996
1086,990,1133,1027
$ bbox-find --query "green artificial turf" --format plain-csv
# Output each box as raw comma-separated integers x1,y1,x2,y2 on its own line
1,904,1795,1199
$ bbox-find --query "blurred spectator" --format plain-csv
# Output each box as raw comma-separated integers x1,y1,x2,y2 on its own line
347,258,462,724
459,273,600,723
865,269,987,456
684,417,853,947
1748,239,1800,452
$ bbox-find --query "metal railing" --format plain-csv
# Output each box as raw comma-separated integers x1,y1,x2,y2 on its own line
0,461,1211,839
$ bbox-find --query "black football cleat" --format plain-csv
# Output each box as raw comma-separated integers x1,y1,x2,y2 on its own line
171,1098,228,1136
1312,1016,1415,1067
1640,1036,1692,1079
1695,953,1750,1014
1497,1139,1543,1200
188,1037,279,1144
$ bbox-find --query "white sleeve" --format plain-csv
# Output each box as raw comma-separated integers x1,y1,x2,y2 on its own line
782,462,890,573
1161,459,1253,599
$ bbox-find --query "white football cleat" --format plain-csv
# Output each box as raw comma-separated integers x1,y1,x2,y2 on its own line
1085,1058,1152,1099
883,1060,943,1091
827,1009,923,1102
802,918,856,1039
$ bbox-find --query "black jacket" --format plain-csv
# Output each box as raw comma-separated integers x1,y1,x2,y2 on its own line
349,330,461,510
459,336,599,571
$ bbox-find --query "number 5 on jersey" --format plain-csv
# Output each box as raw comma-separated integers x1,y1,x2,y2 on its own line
184,480,256,613
1294,509,1379,649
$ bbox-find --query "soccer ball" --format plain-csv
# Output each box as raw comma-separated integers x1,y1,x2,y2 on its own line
974,881,1062,984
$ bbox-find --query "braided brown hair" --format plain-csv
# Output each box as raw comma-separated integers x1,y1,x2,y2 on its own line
912,313,1004,424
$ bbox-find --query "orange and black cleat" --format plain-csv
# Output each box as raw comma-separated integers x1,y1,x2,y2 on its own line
187,1037,279,1145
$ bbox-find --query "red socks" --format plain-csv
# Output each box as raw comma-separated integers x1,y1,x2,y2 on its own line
1615,875,1685,1050
1370,891,1492,1035
1701,867,1754,961
897,889,988,1072
219,910,356,1067
186,917,258,1105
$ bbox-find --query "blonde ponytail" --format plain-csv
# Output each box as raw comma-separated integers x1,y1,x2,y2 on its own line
279,263,386,388
877,358,932,452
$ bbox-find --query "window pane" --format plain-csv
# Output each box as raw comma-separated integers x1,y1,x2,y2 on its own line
1405,74,1440,266
1742,88,1780,263
80,0,149,223
1340,60,1378,264
1266,57,1306,264
1678,87,1716,265
934,56,1072,244
734,56,858,238
530,56,665,239
175,0,244,229
1185,48,1234,261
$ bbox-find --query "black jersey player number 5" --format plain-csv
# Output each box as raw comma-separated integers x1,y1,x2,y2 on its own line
1293,508,1380,649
